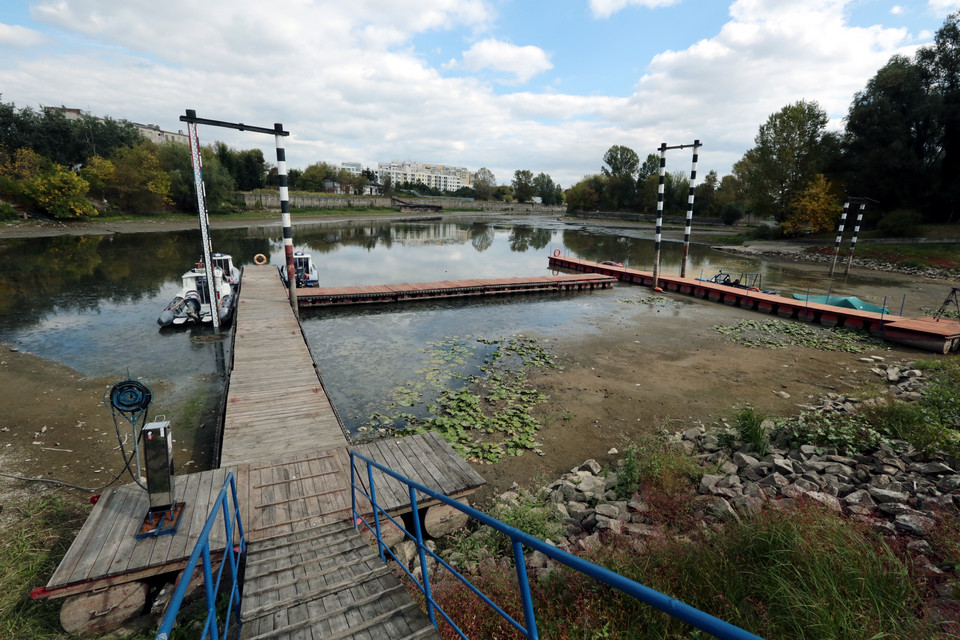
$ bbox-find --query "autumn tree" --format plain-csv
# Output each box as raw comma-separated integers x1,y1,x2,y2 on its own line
22,165,97,218
782,174,840,235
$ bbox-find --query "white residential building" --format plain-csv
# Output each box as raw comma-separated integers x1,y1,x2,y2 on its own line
341,162,362,176
377,161,472,192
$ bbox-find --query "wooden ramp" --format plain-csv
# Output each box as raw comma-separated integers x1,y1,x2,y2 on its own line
221,266,348,466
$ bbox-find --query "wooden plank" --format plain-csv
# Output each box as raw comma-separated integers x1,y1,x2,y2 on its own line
47,486,126,587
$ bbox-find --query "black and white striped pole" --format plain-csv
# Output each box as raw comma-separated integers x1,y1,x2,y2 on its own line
652,143,667,290
828,200,850,277
680,140,701,278
274,124,297,315
843,202,866,276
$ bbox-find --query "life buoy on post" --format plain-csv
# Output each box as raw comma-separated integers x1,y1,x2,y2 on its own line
553,249,561,257
254,254,268,265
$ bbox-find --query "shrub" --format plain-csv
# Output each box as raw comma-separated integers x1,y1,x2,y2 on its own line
0,201,17,220
735,406,770,456
876,209,923,237
21,166,97,218
613,445,641,500
720,203,744,226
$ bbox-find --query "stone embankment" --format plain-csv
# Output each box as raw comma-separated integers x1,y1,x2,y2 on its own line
723,242,960,281
381,360,959,616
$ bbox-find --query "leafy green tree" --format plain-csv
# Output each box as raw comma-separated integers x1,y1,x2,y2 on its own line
154,142,235,214
743,100,835,221
637,153,660,183
79,155,115,201
602,145,640,179
106,143,172,213
473,167,495,200
299,162,337,191
511,169,536,203
565,175,602,211
493,184,513,202
533,172,560,204
381,174,393,195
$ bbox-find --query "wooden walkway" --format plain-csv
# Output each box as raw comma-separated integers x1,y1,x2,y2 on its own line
550,255,960,353
221,266,347,466
297,273,616,307
39,266,486,639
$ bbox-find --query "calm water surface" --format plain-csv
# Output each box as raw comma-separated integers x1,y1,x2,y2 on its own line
0,215,931,463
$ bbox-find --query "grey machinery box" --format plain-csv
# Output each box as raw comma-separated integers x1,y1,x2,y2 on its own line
142,420,174,511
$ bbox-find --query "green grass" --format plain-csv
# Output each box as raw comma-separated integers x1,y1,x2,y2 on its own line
425,502,933,639
0,496,89,640
734,406,770,457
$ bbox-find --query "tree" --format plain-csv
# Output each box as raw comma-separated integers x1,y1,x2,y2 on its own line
743,100,835,221
565,175,602,211
473,167,495,200
156,142,234,213
79,155,115,201
22,165,97,218
782,174,840,235
106,142,172,213
511,169,536,203
533,172,560,204
637,153,660,183
602,145,640,179
299,162,337,191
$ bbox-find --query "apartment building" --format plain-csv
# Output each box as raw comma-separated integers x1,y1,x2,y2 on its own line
377,161,472,192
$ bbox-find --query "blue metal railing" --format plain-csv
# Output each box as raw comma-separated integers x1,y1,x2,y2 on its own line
155,473,246,640
349,450,764,640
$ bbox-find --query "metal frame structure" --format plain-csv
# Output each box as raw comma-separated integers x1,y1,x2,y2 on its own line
155,473,245,640
653,140,701,288
349,451,764,640
179,110,298,314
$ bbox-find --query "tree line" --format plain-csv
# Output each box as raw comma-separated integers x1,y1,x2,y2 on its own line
567,12,960,235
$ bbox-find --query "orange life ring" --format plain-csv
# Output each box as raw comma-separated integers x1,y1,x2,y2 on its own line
748,286,760,292
254,253,268,265
553,249,561,257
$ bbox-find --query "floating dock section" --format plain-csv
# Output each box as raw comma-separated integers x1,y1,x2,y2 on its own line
549,255,960,354
297,273,616,307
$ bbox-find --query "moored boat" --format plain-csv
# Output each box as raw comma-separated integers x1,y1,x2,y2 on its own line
157,257,237,327
283,251,319,287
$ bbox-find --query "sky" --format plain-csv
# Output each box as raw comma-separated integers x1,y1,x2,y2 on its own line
0,0,958,188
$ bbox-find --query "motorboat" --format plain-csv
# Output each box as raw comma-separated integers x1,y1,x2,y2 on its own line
157,259,236,327
211,252,240,286
696,269,779,295
283,251,319,288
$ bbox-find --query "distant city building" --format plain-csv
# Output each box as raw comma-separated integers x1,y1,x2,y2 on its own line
42,106,189,145
341,162,362,176
377,161,471,192
134,123,189,145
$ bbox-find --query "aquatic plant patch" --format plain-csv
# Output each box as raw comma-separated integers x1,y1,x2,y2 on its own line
713,319,886,353
360,335,561,463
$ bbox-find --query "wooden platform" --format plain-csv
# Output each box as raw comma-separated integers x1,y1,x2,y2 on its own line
40,433,484,600
297,273,616,307
221,266,348,466
550,255,960,353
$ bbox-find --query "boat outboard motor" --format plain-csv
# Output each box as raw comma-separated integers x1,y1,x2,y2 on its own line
182,292,201,321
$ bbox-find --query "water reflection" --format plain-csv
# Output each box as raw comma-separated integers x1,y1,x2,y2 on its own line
0,216,937,456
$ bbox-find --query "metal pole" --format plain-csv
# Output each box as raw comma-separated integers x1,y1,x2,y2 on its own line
184,110,220,332
652,142,666,290
900,294,906,317
274,124,297,315
843,203,865,276
829,200,849,276
680,140,700,278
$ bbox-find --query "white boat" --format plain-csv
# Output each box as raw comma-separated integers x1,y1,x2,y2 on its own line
283,251,319,288
157,255,237,327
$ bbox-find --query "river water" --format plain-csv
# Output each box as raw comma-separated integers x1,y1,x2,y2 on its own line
0,214,942,466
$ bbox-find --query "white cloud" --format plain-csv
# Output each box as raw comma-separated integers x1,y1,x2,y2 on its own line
890,5,903,15
0,23,48,48
453,39,553,84
929,1,960,16
606,0,917,174
589,0,682,20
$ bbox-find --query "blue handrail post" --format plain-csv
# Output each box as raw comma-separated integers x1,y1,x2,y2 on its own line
350,454,358,529
409,486,436,627
367,463,385,561
512,539,539,640
201,544,219,640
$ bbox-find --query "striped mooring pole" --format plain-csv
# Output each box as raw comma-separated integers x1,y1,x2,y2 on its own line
680,140,701,279
274,124,297,315
828,200,850,277
843,202,866,276
182,111,220,332
652,143,667,289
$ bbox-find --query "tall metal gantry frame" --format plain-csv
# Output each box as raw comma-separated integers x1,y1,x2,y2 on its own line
652,140,701,289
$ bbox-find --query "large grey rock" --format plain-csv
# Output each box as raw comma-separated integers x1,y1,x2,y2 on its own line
705,497,740,521
909,462,956,476
894,513,935,535
843,489,876,508
733,452,760,468
566,501,591,523
595,503,620,519
578,460,603,475
805,491,842,512
699,474,723,495
868,487,909,503
937,475,960,492
424,500,470,538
